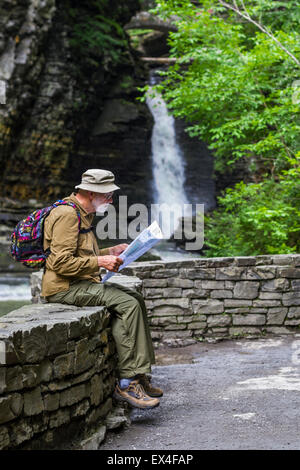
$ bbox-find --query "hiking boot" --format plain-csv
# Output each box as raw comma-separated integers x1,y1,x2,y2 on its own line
136,374,164,397
113,380,160,410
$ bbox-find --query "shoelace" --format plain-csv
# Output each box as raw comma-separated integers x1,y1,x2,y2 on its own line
128,381,148,399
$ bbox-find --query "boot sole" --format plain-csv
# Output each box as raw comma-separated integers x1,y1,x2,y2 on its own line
113,392,160,410
146,392,163,398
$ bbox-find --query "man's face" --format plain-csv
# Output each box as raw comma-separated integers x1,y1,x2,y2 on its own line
91,191,114,214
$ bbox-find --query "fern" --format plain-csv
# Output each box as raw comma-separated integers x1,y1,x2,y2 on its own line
69,13,127,64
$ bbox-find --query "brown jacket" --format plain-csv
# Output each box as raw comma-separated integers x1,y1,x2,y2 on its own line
41,193,110,297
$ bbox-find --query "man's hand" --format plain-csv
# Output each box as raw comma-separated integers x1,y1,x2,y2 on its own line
109,243,128,256
97,255,123,272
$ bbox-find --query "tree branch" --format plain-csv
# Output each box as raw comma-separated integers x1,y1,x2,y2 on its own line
218,0,300,67
140,57,179,63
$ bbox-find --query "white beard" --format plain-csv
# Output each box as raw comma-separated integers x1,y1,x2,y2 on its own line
95,202,110,214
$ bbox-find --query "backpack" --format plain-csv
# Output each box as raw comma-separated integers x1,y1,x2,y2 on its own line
10,199,90,269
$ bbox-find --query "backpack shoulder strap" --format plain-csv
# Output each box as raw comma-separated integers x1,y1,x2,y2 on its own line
43,200,94,269
52,200,93,234
52,200,81,232
79,226,94,234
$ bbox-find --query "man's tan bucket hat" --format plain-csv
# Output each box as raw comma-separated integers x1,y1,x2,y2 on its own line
75,169,120,193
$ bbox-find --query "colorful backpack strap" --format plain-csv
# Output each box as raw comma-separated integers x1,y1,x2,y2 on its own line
52,200,81,232
79,226,94,234
52,200,93,234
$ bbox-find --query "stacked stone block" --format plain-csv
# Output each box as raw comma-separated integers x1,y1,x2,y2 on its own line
122,254,300,346
0,303,120,450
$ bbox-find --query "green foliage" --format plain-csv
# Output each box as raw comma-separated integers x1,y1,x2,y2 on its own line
145,0,300,256
67,1,129,66
69,14,127,64
202,155,300,256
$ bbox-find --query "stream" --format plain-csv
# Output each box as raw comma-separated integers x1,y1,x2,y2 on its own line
0,273,31,316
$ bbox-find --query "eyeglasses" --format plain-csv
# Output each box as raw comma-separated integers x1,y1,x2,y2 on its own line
103,192,114,201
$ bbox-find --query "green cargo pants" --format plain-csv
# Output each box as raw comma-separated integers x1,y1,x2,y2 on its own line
47,280,155,379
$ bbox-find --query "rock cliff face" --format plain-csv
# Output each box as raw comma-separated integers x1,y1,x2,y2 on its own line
0,0,153,206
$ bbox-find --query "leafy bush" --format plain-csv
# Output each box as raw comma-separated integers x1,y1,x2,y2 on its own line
202,155,300,256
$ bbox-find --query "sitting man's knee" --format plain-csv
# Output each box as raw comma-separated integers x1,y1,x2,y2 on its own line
126,296,144,316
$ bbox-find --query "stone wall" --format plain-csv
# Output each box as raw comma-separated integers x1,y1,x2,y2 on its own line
121,254,300,347
0,303,128,450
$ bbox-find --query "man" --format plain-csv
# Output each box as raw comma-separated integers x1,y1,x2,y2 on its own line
42,169,163,409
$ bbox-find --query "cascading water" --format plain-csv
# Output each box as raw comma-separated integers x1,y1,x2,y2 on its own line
146,85,191,240
146,88,188,209
0,275,31,302
146,71,198,260
0,274,31,316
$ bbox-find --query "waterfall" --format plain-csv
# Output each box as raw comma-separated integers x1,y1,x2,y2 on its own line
146,86,191,239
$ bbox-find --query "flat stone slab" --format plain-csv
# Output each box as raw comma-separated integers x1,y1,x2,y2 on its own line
106,273,143,292
0,304,107,330
0,303,110,365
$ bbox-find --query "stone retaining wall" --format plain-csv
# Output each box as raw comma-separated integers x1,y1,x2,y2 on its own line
121,254,300,347
0,303,129,450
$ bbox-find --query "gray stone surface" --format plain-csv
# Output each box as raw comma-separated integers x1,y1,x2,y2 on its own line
261,278,290,291
288,307,300,319
211,289,233,299
232,314,266,326
0,303,108,365
0,301,119,449
267,308,288,325
0,394,23,424
24,387,44,416
105,405,130,430
216,267,246,280
207,315,232,327
100,335,300,450
282,291,300,306
192,299,224,314
79,426,106,450
233,281,259,299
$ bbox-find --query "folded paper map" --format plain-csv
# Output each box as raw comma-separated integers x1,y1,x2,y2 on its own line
101,220,163,283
